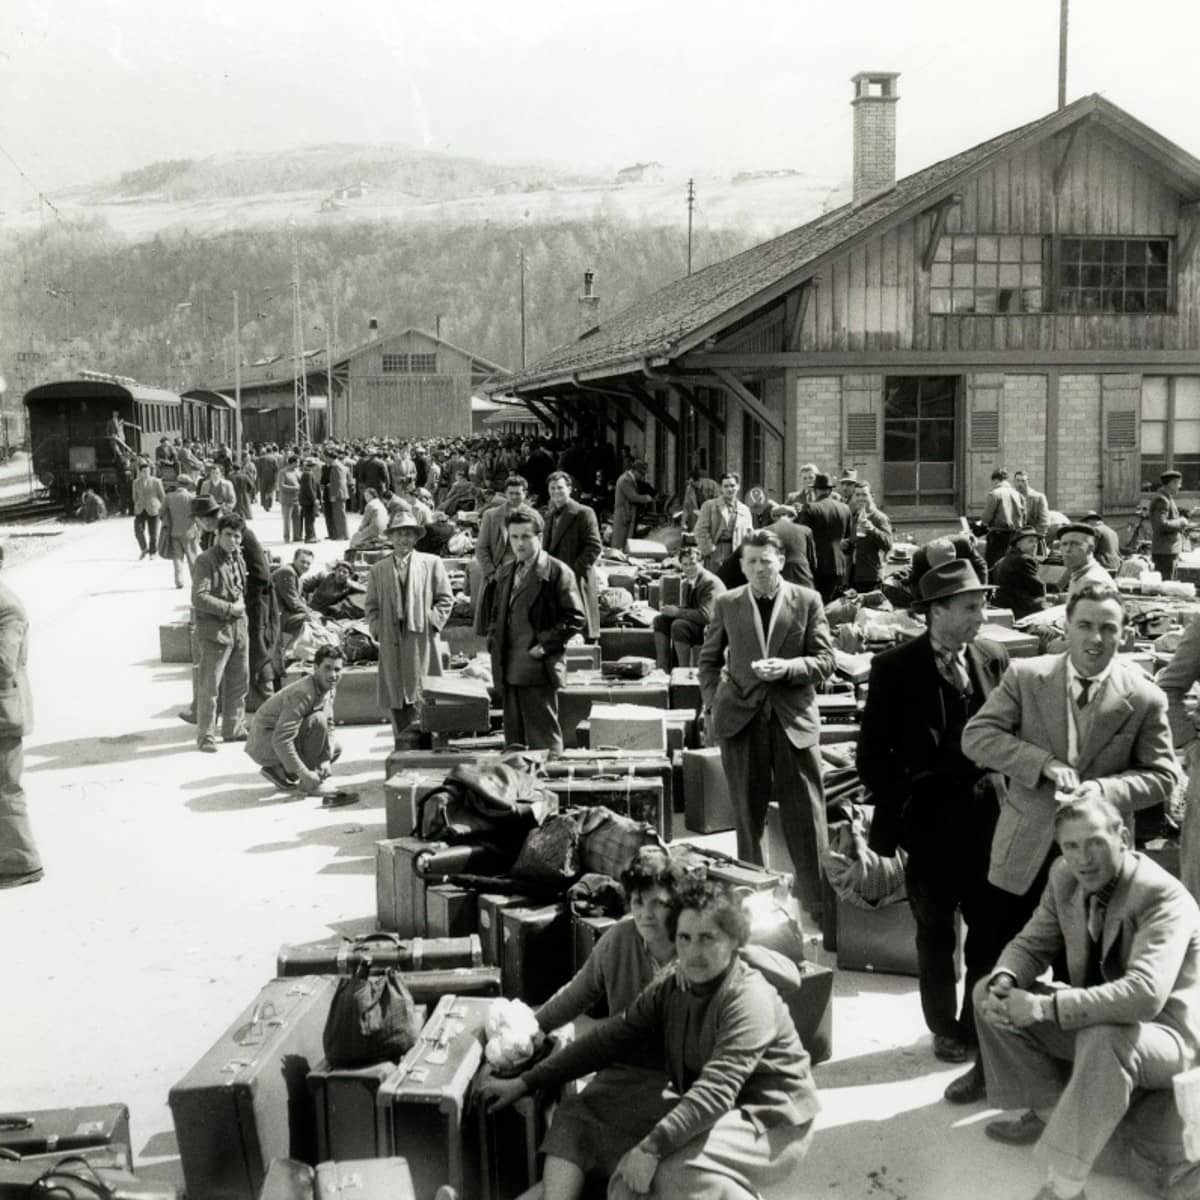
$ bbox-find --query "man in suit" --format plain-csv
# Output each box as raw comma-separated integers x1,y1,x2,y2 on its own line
543,470,603,642
972,793,1200,1200
993,527,1048,619
611,460,653,552
1013,470,1051,551
1082,511,1121,573
364,511,454,746
859,560,1010,1094
0,545,40,889
132,460,166,560
255,445,279,512
488,508,586,752
1149,469,1190,581
982,469,1027,569
698,529,835,914
653,543,725,670
962,580,1182,986
325,450,350,540
271,548,315,679
844,481,893,590
797,473,853,602
762,505,817,589
474,474,530,634
1055,523,1115,599
694,472,755,572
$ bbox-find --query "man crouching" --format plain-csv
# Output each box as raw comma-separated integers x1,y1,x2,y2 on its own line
245,645,355,805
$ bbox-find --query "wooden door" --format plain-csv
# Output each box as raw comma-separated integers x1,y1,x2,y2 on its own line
1101,374,1140,511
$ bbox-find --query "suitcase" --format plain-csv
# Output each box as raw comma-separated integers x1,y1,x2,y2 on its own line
834,896,955,978
763,801,789,877
658,574,683,607
315,1159,416,1200
0,1106,132,1170
418,675,491,736
159,621,191,664
425,885,478,939
277,933,483,977
543,777,669,841
668,667,701,713
0,1159,175,1200
682,747,734,834
398,967,502,1006
563,645,601,673
977,623,1040,658
578,709,696,753
383,749,499,781
477,1066,551,1200
685,846,792,902
791,962,834,1067
556,673,670,744
816,693,860,723
307,1061,397,1163
625,539,669,561
598,628,657,662
376,839,507,937
168,976,336,1200
332,666,386,726
384,773,445,840
477,894,535,968
375,995,490,1200
500,904,572,1005
571,912,617,1014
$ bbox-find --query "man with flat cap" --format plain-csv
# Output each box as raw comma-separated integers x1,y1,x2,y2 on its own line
365,510,454,746
1149,469,1190,581
1082,511,1121,574
1056,523,1115,599
993,527,1047,620
859,560,1011,1099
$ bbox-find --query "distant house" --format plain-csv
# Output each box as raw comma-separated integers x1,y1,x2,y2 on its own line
213,327,508,443
616,162,665,185
333,182,369,200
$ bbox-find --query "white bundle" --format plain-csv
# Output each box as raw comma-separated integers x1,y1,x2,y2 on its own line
483,997,544,1071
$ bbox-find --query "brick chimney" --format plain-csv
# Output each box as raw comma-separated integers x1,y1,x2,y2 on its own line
578,270,600,338
851,72,899,205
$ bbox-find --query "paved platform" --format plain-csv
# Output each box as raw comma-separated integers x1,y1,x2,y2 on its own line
0,504,1146,1199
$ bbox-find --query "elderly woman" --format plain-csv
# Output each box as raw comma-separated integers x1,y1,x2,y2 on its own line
481,877,819,1200
349,486,389,549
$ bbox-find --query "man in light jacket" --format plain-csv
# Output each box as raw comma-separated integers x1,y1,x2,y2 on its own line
132,460,166,561
694,472,754,572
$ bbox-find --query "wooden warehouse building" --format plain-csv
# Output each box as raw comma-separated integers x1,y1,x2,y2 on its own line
490,79,1200,533
216,328,508,445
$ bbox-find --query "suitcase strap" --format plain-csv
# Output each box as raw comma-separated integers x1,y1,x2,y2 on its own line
393,1001,470,1080
29,1156,116,1200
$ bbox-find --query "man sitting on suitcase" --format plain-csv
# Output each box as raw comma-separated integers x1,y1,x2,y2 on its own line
245,645,355,805
652,544,724,670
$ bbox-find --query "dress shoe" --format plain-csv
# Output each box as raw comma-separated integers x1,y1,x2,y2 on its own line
260,765,298,790
944,1061,987,1104
0,867,43,890
319,789,359,808
932,1035,968,1063
985,1110,1046,1146
179,710,196,725
198,739,218,754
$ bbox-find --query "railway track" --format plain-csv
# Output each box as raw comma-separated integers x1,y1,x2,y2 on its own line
0,495,67,524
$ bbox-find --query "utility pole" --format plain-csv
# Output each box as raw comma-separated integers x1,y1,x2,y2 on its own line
326,307,335,441
1058,0,1069,110
687,178,695,276
291,231,310,446
233,290,242,457
519,247,527,368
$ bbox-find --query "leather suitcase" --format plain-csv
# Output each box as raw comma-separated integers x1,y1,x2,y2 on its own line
791,962,834,1067
545,752,673,838
0,1159,175,1200
543,776,668,841
376,839,506,937
598,628,657,662
159,621,192,664
658,574,683,607
0,1106,132,1170
477,894,534,968
383,749,499,781
835,896,938,978
418,675,491,736
425,885,478,939
307,1061,396,1163
331,666,386,726
277,933,483,977
571,913,617,1016
477,1066,551,1200
315,1159,416,1200
563,645,601,673
384,772,444,840
375,995,490,1200
500,904,572,1005
577,709,696,752
668,666,701,713
686,846,792,902
682,747,734,834
556,672,670,744
398,967,501,1005
168,976,335,1200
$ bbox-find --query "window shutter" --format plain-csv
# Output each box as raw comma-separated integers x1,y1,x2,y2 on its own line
1104,409,1136,449
1101,375,1140,509
970,409,1000,450
845,411,877,453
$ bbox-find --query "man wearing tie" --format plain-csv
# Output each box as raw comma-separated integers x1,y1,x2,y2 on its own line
694,472,754,572
542,470,603,642
652,543,724,670
473,474,530,634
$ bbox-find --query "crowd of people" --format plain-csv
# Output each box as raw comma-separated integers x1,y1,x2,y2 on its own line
16,427,1200,1199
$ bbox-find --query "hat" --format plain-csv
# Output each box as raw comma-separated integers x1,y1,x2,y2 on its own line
1083,511,1102,522
1162,470,1183,483
913,560,993,607
387,510,422,532
189,496,220,518
1011,526,1040,543
1059,522,1098,541
770,503,797,520
839,471,858,484
813,473,832,490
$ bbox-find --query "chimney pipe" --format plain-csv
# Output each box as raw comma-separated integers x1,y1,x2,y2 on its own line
578,270,600,338
368,317,379,338
851,72,900,206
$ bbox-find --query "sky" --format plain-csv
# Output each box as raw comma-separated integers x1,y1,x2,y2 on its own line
3,0,1200,212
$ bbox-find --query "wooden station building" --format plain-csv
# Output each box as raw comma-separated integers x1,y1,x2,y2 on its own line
491,77,1200,533
216,327,508,445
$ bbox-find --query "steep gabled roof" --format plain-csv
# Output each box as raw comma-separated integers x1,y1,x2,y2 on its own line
491,94,1200,394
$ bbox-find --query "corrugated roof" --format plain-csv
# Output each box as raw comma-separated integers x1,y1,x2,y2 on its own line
492,94,1200,393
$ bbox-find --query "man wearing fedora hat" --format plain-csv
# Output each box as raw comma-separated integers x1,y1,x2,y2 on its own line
993,527,1047,620
796,473,852,602
1149,469,1190,580
859,559,1011,1098
365,510,454,746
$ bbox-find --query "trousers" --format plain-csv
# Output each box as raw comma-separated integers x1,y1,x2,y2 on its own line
1153,553,1180,581
974,977,1192,1184
168,535,198,588
502,684,563,752
328,500,348,540
0,736,40,877
134,512,160,554
719,712,826,911
280,501,297,542
258,486,274,512
300,505,318,542
652,614,705,671
246,709,337,774
196,629,249,746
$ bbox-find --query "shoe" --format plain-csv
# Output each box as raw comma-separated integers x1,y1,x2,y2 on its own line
179,710,196,725
933,1035,968,1063
260,765,299,790
223,729,248,743
985,1110,1046,1146
198,740,218,754
944,1061,987,1104
139,550,148,560
320,789,359,808
0,867,43,890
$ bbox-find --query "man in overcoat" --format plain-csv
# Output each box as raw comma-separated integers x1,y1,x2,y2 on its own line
1149,468,1190,581
474,474,529,634
993,527,1048,619
489,507,586,752
697,529,835,914
543,470,602,641
797,473,852,602
694,472,754,572
365,511,454,746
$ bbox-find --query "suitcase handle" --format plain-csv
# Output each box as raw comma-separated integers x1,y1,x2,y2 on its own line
348,932,403,949
234,1001,283,1045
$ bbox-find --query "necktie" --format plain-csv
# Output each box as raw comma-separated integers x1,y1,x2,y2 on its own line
937,648,970,695
1076,678,1094,709
1087,893,1106,943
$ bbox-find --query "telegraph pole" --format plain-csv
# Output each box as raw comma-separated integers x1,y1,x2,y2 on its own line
519,247,527,368
233,290,242,457
1058,0,1069,110
686,179,696,275
291,231,310,446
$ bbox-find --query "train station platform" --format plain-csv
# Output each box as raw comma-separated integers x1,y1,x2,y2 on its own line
0,504,1146,1199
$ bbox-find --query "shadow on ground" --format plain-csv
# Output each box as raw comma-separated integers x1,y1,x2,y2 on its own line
26,725,197,771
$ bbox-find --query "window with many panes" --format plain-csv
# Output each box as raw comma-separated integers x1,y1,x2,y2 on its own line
883,376,959,507
1141,376,1200,490
381,353,407,372
1056,238,1169,314
930,236,1045,314
409,352,437,373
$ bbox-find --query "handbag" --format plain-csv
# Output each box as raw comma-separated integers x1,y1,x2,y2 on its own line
511,813,581,883
322,960,420,1069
